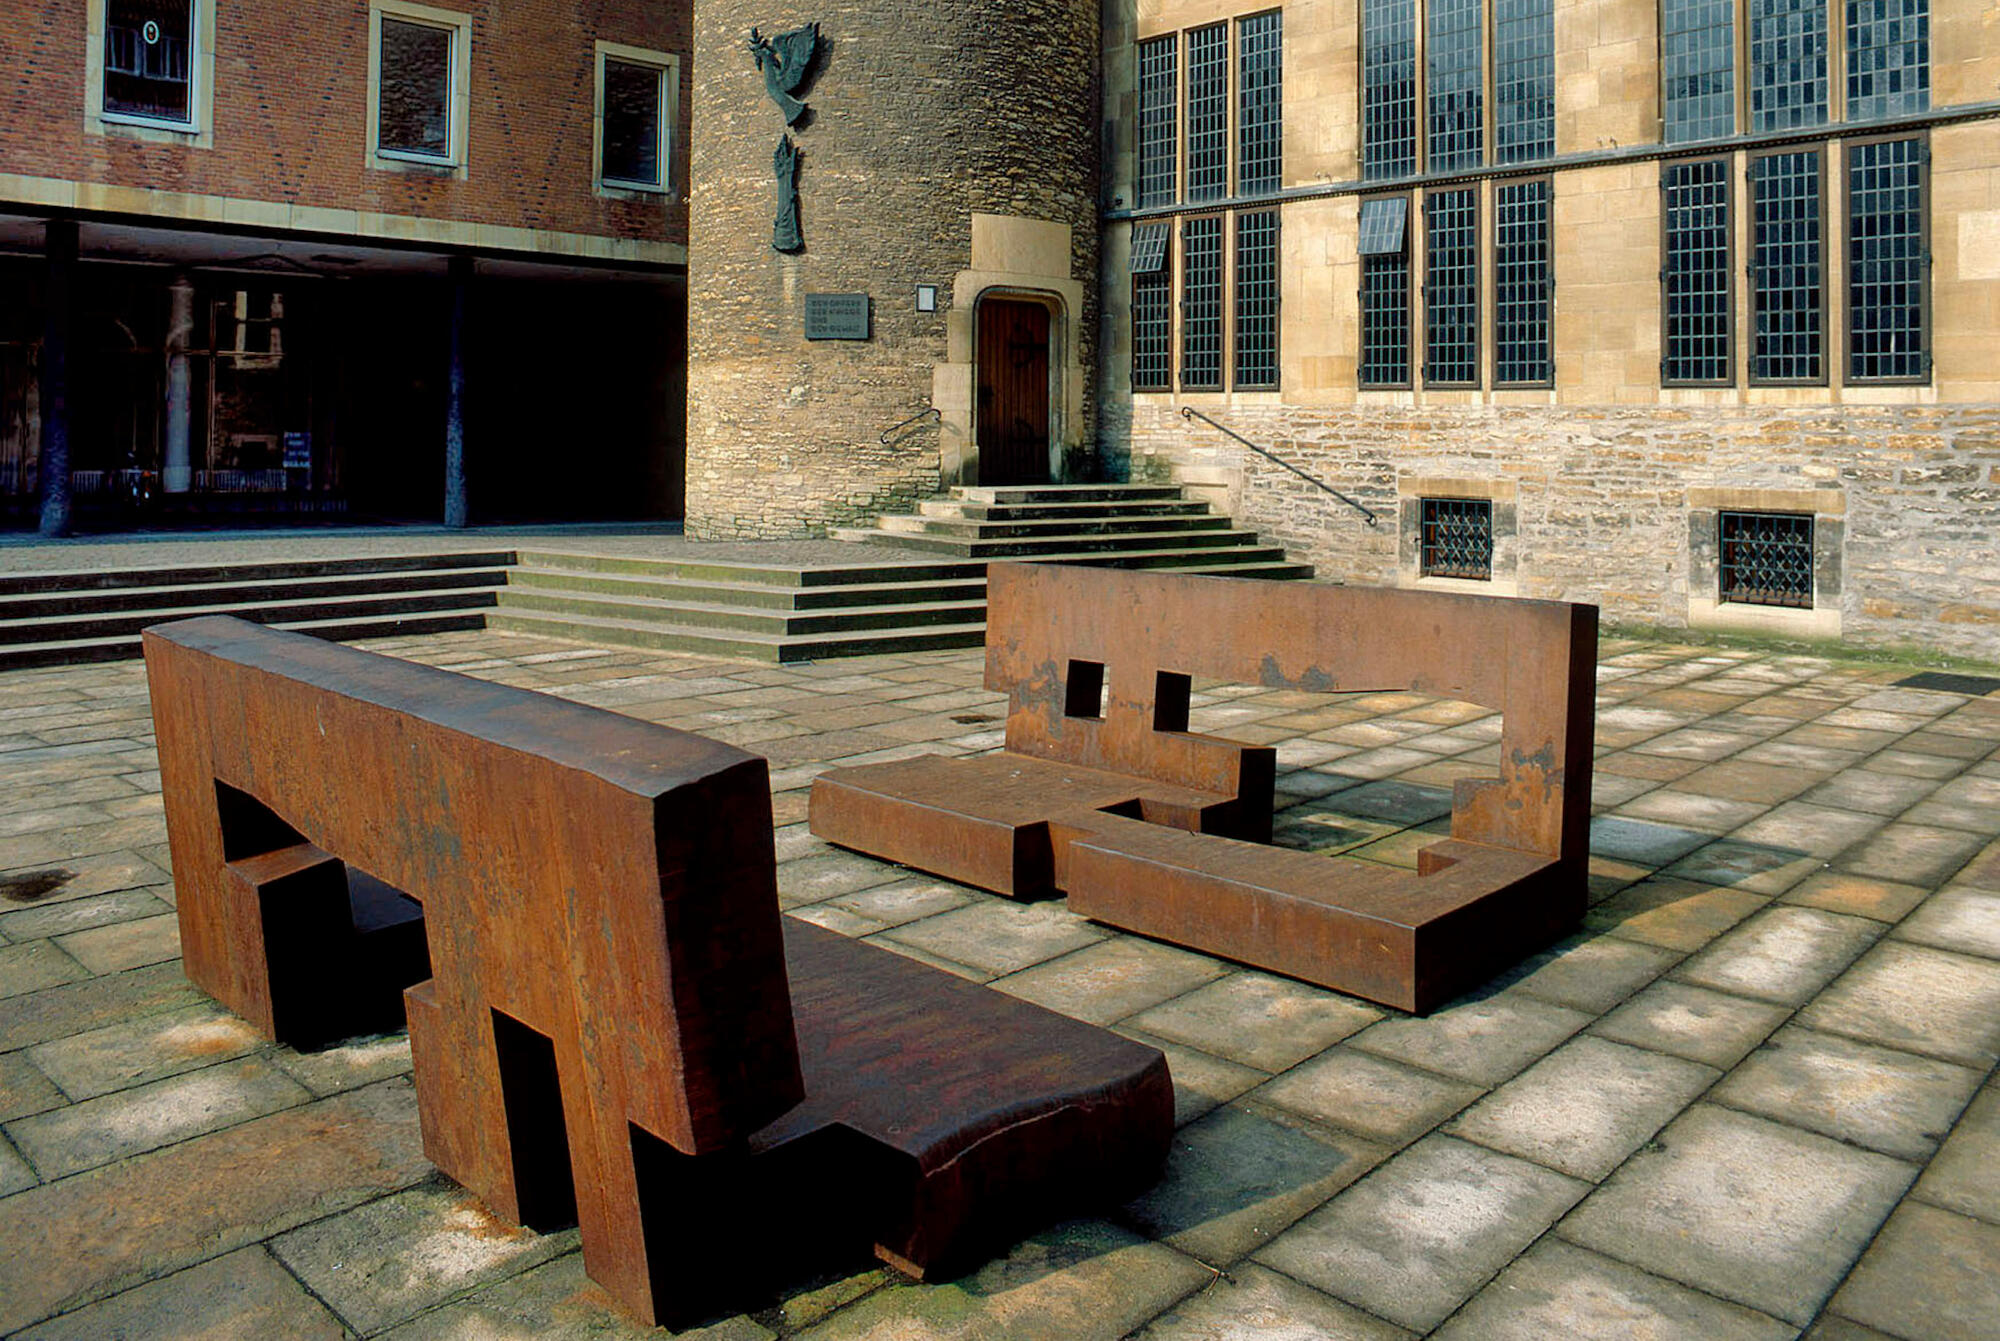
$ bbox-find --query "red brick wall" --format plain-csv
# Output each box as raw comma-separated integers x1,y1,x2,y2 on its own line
0,0,688,247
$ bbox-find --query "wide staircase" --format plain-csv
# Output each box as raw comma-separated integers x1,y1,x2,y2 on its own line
831,483,1314,577
0,552,510,671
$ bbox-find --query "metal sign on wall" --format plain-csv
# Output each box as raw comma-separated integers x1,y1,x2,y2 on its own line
805,293,871,340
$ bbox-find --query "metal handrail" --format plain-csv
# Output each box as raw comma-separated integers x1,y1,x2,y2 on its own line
1178,407,1379,527
880,406,942,445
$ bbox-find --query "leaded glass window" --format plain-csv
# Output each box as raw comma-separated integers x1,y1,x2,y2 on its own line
1719,511,1814,607
1362,0,1417,180
1749,0,1828,132
1848,137,1927,382
1132,229,1174,391
1181,216,1224,389
1663,0,1735,142
1358,197,1410,255
1235,211,1281,388
1750,149,1824,382
1493,0,1554,164
1663,159,1732,385
1421,498,1493,579
1493,180,1552,385
1427,0,1483,172
1238,11,1284,196
1847,0,1929,120
104,0,194,124
1187,25,1229,202
1425,188,1478,387
1359,196,1411,388
1137,36,1177,208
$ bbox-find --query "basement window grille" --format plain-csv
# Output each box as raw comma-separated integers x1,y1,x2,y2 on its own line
1719,510,1814,608
1186,24,1230,202
1137,36,1178,207
1421,498,1493,580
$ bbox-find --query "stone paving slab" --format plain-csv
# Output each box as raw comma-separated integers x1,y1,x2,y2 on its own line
2,626,1998,1338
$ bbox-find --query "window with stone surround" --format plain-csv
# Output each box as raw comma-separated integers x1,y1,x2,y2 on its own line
1237,11,1284,195
597,46,677,193
1180,215,1225,390
1137,36,1178,208
1663,158,1733,385
1846,0,1928,120
1131,223,1173,390
1186,24,1230,202
1235,211,1281,389
369,2,471,171
1362,0,1417,179
1688,488,1843,636
1749,0,1829,131
1398,478,1519,592
104,0,196,125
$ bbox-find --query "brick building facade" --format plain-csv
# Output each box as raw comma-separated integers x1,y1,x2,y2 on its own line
1,0,688,529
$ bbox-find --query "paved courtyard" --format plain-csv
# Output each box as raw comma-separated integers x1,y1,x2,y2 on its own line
1,624,1997,1339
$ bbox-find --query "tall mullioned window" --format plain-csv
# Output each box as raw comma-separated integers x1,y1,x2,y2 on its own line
1181,216,1225,389
1427,0,1482,171
1493,0,1554,164
1848,137,1927,382
1425,188,1478,386
1358,198,1412,387
1237,11,1284,195
1362,0,1417,179
1137,36,1177,208
1186,25,1230,202
1235,211,1281,388
1749,0,1828,131
1663,159,1733,384
1847,0,1929,120
1493,180,1552,385
1130,223,1173,390
1662,0,1735,142
104,0,196,124
1750,149,1825,382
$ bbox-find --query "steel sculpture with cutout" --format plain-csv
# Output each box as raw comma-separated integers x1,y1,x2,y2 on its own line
810,563,1598,1013
144,616,1171,1328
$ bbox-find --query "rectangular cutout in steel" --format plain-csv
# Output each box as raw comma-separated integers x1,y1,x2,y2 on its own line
492,1008,579,1232
1153,671,1192,733
1066,660,1107,719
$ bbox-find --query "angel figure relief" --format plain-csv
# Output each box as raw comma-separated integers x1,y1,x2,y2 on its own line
749,23,821,253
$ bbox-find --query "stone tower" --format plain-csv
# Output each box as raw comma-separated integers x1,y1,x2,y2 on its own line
685,1,1101,538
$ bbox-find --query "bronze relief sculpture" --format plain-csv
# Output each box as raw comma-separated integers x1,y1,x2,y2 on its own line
749,23,819,253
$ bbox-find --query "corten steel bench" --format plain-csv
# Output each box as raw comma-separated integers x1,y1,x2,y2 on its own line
810,564,1597,1013
144,616,1171,1328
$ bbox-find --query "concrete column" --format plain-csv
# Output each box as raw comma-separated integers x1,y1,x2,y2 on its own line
442,255,470,529
37,219,78,538
163,273,195,493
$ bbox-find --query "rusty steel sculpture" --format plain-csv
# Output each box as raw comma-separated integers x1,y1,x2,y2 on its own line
145,616,1171,1327
811,564,1598,1013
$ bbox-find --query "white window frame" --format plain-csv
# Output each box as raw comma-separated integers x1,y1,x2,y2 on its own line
85,0,214,145
367,0,472,174
593,41,679,198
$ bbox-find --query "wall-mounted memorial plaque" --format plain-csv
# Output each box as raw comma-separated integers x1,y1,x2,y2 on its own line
804,293,871,340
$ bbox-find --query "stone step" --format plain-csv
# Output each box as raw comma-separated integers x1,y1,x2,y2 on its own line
0,550,514,597
950,484,1186,505
0,566,509,621
0,586,501,647
827,526,1267,559
505,567,987,611
514,549,984,588
875,513,1233,540
493,588,987,637
0,608,491,672
917,499,1214,521
486,608,989,664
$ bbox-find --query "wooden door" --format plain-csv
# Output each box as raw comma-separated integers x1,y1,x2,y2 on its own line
975,299,1051,485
